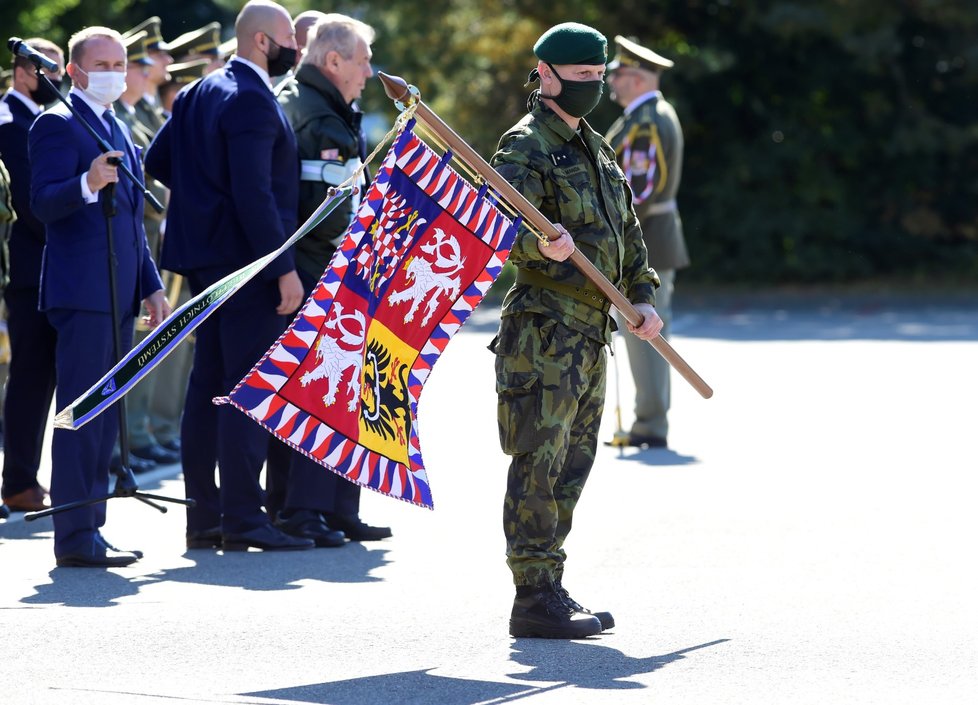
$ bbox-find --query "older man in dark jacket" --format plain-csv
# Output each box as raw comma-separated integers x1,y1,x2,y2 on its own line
272,13,391,542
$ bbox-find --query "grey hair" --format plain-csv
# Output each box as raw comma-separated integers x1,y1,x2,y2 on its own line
301,14,374,67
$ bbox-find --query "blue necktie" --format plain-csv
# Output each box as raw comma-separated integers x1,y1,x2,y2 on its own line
103,109,128,169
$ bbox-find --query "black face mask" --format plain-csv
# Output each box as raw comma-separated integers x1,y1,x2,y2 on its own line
30,75,64,106
540,63,604,118
265,37,297,78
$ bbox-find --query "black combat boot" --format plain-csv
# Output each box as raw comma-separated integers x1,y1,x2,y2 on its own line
510,581,603,638
554,579,615,631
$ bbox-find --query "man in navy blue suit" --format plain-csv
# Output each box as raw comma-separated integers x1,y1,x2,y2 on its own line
30,27,170,567
145,0,316,552
0,38,64,514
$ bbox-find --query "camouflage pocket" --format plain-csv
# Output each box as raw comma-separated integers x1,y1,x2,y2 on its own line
496,372,539,455
552,165,596,226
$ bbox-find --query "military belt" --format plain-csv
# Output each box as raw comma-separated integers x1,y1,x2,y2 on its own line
645,198,677,216
516,268,610,312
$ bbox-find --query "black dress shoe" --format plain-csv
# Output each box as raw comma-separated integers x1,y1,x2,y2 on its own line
510,583,602,639
325,514,392,541
0,503,9,519
159,438,181,453
554,579,614,631
274,510,346,548
186,527,223,549
131,443,181,465
56,544,140,568
96,532,143,560
222,523,314,551
110,454,156,474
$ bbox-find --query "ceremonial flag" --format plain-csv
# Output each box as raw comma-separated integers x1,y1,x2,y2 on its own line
52,188,353,430
217,122,518,508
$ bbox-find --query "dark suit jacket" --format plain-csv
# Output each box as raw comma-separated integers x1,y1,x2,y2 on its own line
29,93,163,314
145,59,298,283
0,91,45,291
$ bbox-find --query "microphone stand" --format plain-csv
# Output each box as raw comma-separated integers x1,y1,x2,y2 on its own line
24,64,194,522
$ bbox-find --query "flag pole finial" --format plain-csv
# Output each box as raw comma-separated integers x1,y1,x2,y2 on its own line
378,72,414,104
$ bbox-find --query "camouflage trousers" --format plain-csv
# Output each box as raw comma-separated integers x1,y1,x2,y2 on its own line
491,311,607,587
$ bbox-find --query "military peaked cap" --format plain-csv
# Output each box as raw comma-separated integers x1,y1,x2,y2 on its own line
123,31,155,66
218,37,237,59
607,35,674,72
534,22,607,66
123,17,167,52
167,22,222,60
164,58,209,87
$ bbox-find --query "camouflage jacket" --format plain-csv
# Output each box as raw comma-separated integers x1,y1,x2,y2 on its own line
605,93,689,271
491,96,658,344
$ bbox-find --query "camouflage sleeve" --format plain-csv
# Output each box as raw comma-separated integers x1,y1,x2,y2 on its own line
490,138,549,266
620,180,659,306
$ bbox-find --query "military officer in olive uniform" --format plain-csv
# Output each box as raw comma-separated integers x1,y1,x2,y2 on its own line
490,22,663,639
122,18,171,135
606,35,690,449
114,33,156,152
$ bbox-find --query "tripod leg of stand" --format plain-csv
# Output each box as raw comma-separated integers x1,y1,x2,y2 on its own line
135,494,168,512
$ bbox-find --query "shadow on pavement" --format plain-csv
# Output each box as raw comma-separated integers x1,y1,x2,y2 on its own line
507,638,729,690
147,541,390,591
20,568,141,608
246,670,535,705
604,447,699,467
245,639,729,703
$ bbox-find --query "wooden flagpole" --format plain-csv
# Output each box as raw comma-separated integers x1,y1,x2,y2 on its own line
378,72,713,399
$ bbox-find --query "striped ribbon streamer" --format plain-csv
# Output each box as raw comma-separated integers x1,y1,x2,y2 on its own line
53,186,353,430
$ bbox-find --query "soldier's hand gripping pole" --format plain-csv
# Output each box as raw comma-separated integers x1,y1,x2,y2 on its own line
377,72,713,399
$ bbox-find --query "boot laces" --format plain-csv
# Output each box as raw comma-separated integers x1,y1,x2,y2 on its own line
554,580,586,612
542,584,574,615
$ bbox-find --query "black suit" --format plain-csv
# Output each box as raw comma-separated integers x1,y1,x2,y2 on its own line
0,90,57,501
145,59,299,534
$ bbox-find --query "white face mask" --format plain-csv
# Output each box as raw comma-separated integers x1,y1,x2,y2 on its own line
78,68,127,105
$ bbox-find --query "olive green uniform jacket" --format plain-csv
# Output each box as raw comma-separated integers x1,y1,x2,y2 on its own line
605,93,689,271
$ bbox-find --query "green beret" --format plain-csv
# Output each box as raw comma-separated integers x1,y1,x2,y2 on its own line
534,22,607,66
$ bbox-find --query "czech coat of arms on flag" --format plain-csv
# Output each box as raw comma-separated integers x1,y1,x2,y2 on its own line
218,122,518,509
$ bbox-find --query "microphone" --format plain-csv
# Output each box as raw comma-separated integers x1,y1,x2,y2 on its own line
8,37,59,73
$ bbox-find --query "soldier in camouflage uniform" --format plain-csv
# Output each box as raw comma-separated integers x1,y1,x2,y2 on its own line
606,36,690,449
490,22,663,639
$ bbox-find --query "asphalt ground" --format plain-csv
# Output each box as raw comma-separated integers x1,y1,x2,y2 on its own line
2,291,976,704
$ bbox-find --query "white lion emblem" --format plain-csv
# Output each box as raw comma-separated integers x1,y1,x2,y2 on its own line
299,302,366,411
387,228,465,326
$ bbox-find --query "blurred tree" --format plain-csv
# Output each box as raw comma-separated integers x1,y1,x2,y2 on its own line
3,0,976,284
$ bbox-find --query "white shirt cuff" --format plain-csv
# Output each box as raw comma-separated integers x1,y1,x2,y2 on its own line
80,172,99,204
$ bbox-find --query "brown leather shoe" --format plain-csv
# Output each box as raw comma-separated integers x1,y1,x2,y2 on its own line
2,486,51,512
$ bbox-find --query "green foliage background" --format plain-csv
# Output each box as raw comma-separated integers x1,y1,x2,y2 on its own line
4,0,977,285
